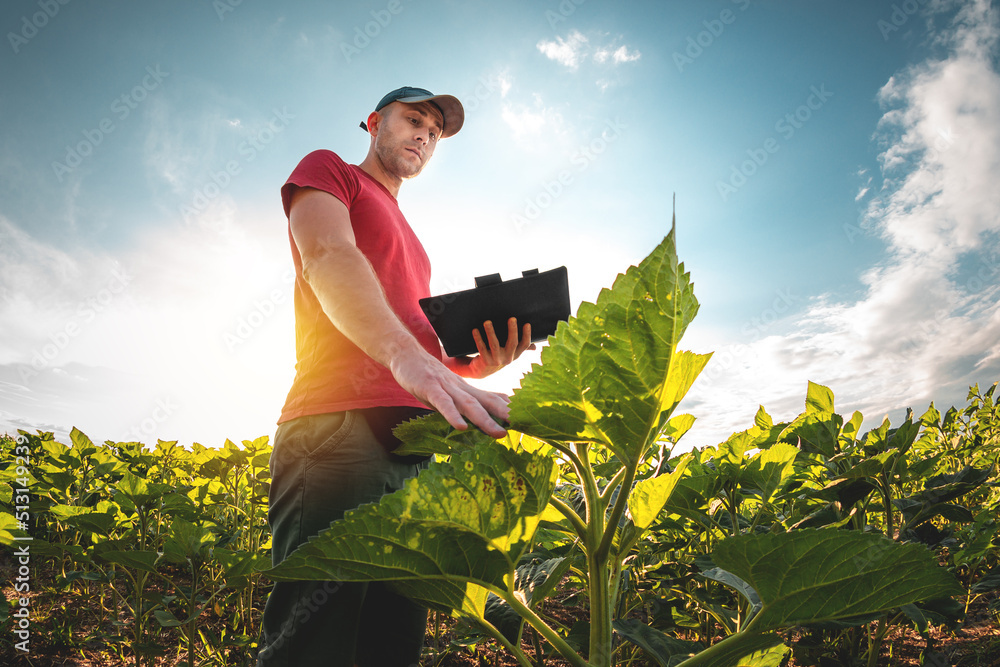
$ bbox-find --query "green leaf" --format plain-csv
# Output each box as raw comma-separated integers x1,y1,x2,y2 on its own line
0,512,22,545
100,550,160,573
153,608,184,628
116,471,153,505
804,381,835,414
613,618,702,667
66,509,118,537
675,631,784,667
215,548,266,585
629,454,692,530
160,518,217,565
753,406,773,431
699,568,761,617
896,465,993,530
779,410,843,458
266,439,556,616
736,643,790,667
509,227,706,464
663,413,697,443
711,529,962,631
392,411,494,457
741,443,798,505
69,427,97,456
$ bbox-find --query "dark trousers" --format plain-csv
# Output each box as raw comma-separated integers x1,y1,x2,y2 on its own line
257,410,429,667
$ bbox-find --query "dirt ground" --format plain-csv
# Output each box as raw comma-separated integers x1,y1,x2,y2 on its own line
2,577,998,666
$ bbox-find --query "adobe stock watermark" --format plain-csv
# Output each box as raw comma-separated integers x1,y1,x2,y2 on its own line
697,287,801,391
341,0,412,63
460,71,510,116
19,266,133,383
7,0,72,54
51,65,169,183
10,433,33,654
545,0,587,30
122,397,181,442
179,107,294,226
213,0,245,21
512,117,627,232
225,270,296,351
878,0,930,41
257,580,345,660
717,84,833,202
673,0,751,73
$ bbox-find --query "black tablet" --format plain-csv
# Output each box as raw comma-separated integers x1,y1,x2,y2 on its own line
419,267,571,357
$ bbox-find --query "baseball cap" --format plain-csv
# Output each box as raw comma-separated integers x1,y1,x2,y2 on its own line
359,86,465,138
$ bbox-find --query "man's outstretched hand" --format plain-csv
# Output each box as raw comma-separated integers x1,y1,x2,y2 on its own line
390,346,511,439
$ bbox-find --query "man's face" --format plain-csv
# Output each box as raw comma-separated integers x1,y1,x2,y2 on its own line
372,101,444,179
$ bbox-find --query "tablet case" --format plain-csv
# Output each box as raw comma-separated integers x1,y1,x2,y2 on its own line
419,266,570,357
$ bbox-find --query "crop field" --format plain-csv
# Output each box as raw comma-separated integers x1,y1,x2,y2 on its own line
3,227,1000,666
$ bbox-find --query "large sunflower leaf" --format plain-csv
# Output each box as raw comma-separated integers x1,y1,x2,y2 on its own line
509,224,704,464
265,439,557,615
711,529,962,631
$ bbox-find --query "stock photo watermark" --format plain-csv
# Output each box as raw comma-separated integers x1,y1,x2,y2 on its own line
10,432,34,653
51,65,169,183
545,0,587,29
225,270,296,351
697,287,802,391
213,0,244,21
461,71,510,115
512,117,627,232
7,0,72,54
717,84,833,202
340,0,412,63
121,397,182,442
180,107,295,226
19,266,133,383
673,0,752,73
878,0,930,41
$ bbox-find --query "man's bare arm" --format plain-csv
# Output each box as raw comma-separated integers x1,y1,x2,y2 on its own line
288,187,510,438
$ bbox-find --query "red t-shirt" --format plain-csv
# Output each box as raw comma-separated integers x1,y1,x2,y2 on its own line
278,150,441,424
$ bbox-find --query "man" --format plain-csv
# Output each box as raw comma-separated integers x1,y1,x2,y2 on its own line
257,87,532,667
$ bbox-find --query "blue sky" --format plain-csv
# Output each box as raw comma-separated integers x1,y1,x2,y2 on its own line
2,0,999,449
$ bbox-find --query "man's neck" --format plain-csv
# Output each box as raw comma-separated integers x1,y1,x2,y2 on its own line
358,154,402,198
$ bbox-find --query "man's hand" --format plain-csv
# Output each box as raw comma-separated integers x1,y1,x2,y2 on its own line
389,342,511,438
467,318,535,379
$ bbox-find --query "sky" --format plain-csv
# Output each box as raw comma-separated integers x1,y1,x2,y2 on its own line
1,0,999,451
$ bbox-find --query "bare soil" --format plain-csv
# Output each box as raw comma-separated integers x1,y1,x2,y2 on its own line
3,559,998,667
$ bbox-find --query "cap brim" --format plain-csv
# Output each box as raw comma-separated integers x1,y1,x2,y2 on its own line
395,93,465,138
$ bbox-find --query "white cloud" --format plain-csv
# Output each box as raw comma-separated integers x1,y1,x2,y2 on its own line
684,0,1000,446
537,30,589,69
500,94,570,149
609,45,642,64
538,31,641,70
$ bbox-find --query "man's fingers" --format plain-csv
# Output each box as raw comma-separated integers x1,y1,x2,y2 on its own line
450,386,508,438
515,322,533,356
484,320,502,354
472,327,489,358
504,317,519,352
422,376,509,438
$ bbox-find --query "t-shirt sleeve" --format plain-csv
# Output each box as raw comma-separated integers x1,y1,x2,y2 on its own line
281,149,359,217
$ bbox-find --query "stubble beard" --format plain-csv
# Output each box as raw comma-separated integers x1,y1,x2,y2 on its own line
375,134,426,180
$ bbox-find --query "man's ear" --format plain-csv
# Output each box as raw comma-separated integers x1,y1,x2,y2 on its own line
366,110,381,136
